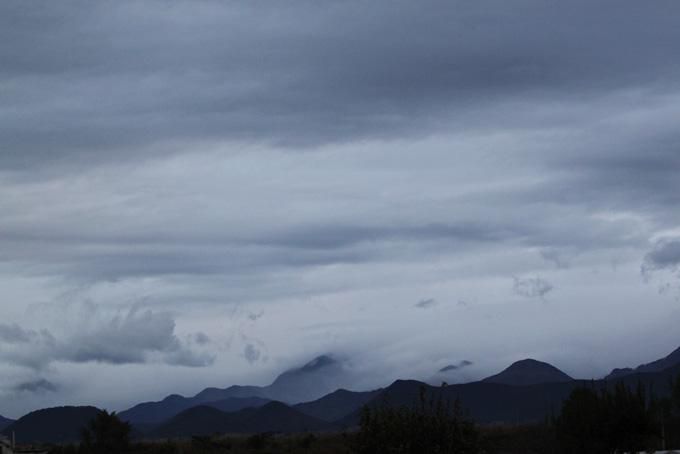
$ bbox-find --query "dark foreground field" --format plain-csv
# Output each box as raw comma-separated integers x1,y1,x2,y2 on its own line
48,426,556,454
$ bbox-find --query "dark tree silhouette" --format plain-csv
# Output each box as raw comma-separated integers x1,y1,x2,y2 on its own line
656,375,680,449
555,387,607,454
355,385,482,454
80,410,131,454
555,382,658,454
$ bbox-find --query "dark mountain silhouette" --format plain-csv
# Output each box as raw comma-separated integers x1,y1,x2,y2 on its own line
266,355,347,403
605,345,680,380
294,388,382,422
121,355,346,425
6,350,680,443
0,415,13,431
338,379,577,426
151,401,333,438
240,401,334,433
1,406,100,444
207,396,271,413
119,395,270,425
338,362,680,427
120,394,192,425
193,355,348,404
481,359,573,386
150,405,245,438
193,385,264,402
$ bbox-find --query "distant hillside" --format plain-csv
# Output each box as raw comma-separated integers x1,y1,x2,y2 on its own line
266,355,348,403
294,388,382,422
192,355,348,405
193,385,264,403
240,401,334,434
1,406,100,444
207,397,271,414
150,405,246,438
120,395,270,425
121,355,347,424
339,379,577,426
151,401,333,438
481,359,573,386
606,345,680,380
0,415,14,431
339,363,680,427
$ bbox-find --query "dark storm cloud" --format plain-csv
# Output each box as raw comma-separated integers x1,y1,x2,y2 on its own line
642,239,680,294
192,332,211,346
0,323,55,345
643,240,680,272
0,323,34,343
0,220,536,282
64,308,215,367
264,222,529,251
14,379,58,394
546,133,680,213
415,298,437,309
439,360,473,373
243,344,262,364
2,0,680,171
2,0,680,418
513,276,554,299
0,307,214,370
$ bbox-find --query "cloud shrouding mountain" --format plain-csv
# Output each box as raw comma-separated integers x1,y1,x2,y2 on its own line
1,0,680,417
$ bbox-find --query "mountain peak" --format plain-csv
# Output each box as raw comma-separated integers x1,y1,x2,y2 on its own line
267,354,346,403
298,355,337,373
482,359,573,386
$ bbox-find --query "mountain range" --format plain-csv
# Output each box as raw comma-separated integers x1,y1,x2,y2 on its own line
119,355,348,425
337,361,680,427
3,345,680,443
294,388,382,422
151,401,334,438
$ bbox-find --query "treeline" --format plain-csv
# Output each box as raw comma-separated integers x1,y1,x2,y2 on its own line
554,378,680,453
355,386,482,453
49,376,680,454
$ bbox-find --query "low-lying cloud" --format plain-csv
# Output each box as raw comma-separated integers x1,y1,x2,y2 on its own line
439,360,474,373
0,307,214,370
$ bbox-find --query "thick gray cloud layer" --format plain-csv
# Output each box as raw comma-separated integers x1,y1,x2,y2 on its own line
2,0,680,171
1,0,680,418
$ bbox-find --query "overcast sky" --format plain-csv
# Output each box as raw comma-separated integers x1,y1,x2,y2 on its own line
1,0,680,418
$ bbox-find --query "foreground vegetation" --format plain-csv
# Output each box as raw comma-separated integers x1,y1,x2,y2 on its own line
48,376,680,454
